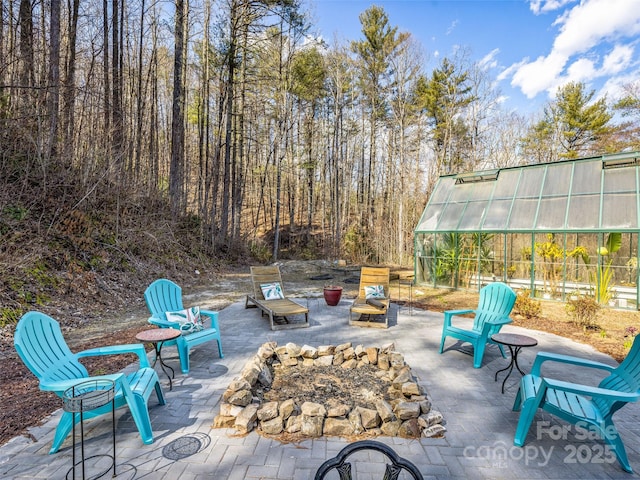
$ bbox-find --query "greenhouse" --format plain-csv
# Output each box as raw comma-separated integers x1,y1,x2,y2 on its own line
414,152,640,310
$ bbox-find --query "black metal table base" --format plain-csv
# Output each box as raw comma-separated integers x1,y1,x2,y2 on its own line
63,380,116,480
494,345,525,394
151,341,175,390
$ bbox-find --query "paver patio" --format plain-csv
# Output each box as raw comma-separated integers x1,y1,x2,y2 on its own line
2,294,639,479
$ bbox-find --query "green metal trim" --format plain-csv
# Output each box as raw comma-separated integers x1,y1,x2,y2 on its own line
565,161,576,229
532,164,549,229
505,169,522,229
561,232,568,301
599,163,605,229
479,174,500,229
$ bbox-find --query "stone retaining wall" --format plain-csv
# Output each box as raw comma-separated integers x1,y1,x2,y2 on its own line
213,341,446,439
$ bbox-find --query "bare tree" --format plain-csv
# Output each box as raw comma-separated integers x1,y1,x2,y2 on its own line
170,0,187,214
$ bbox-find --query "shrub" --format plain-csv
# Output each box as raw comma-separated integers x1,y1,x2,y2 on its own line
513,289,541,319
565,295,600,329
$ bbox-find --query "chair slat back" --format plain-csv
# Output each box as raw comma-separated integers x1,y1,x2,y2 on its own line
473,282,516,333
14,311,88,384
357,267,390,299
250,266,286,301
595,335,640,415
144,279,184,320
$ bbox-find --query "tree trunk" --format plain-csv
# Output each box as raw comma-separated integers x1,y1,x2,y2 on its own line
18,0,34,97
170,0,186,214
46,0,60,163
61,0,79,162
102,0,111,149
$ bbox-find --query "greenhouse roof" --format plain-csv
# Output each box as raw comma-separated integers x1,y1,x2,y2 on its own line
415,152,640,234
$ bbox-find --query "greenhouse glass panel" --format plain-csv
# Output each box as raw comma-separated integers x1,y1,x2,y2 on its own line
572,161,601,194
429,177,456,204
602,193,637,229
438,203,465,230
458,202,487,230
509,198,538,229
517,167,545,197
536,196,568,229
482,199,512,229
533,233,564,299
506,233,532,288
565,233,589,288
603,166,636,193
542,163,572,196
416,204,444,231
466,180,495,200
567,194,599,229
493,170,519,198
449,183,472,202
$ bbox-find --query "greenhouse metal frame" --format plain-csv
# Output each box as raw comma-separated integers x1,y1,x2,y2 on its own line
414,152,640,310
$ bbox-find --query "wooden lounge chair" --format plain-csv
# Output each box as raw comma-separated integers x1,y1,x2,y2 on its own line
245,265,309,330
349,267,390,328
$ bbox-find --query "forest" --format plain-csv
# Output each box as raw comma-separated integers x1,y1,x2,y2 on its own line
1,0,640,325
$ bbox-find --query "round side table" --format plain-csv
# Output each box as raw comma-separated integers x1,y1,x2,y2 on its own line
491,332,538,394
136,328,181,390
63,379,116,480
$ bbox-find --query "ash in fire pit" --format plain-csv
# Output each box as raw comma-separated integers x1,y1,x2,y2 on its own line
213,342,446,440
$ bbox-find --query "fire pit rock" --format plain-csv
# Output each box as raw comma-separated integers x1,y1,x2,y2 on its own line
212,341,446,439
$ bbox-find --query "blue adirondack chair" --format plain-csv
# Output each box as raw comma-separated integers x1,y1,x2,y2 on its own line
513,335,640,473
14,311,166,454
144,279,223,374
438,282,516,368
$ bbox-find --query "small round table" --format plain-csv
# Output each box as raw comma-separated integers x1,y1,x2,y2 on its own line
491,332,538,394
136,328,181,390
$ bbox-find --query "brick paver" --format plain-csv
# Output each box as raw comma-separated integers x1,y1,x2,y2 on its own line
1,295,639,479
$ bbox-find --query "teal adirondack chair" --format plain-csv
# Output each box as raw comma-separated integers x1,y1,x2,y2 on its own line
144,279,223,374
513,335,640,473
14,311,166,454
439,282,516,368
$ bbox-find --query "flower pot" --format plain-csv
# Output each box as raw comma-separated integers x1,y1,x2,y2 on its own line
323,286,343,306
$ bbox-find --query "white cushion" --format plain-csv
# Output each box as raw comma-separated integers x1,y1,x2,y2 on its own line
165,306,204,334
364,285,385,299
260,282,284,300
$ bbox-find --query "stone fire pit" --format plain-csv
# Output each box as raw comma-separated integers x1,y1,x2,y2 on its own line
212,341,446,439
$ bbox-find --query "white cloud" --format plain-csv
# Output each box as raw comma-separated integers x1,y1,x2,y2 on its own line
530,0,577,15
600,68,640,103
496,60,526,82
566,58,597,81
601,44,635,74
479,48,500,70
511,52,567,97
509,0,640,99
446,20,458,36
552,0,640,56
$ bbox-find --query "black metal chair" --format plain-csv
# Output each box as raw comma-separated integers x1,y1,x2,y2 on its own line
314,440,424,480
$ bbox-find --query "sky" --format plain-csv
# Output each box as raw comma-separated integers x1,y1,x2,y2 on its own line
305,0,640,116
